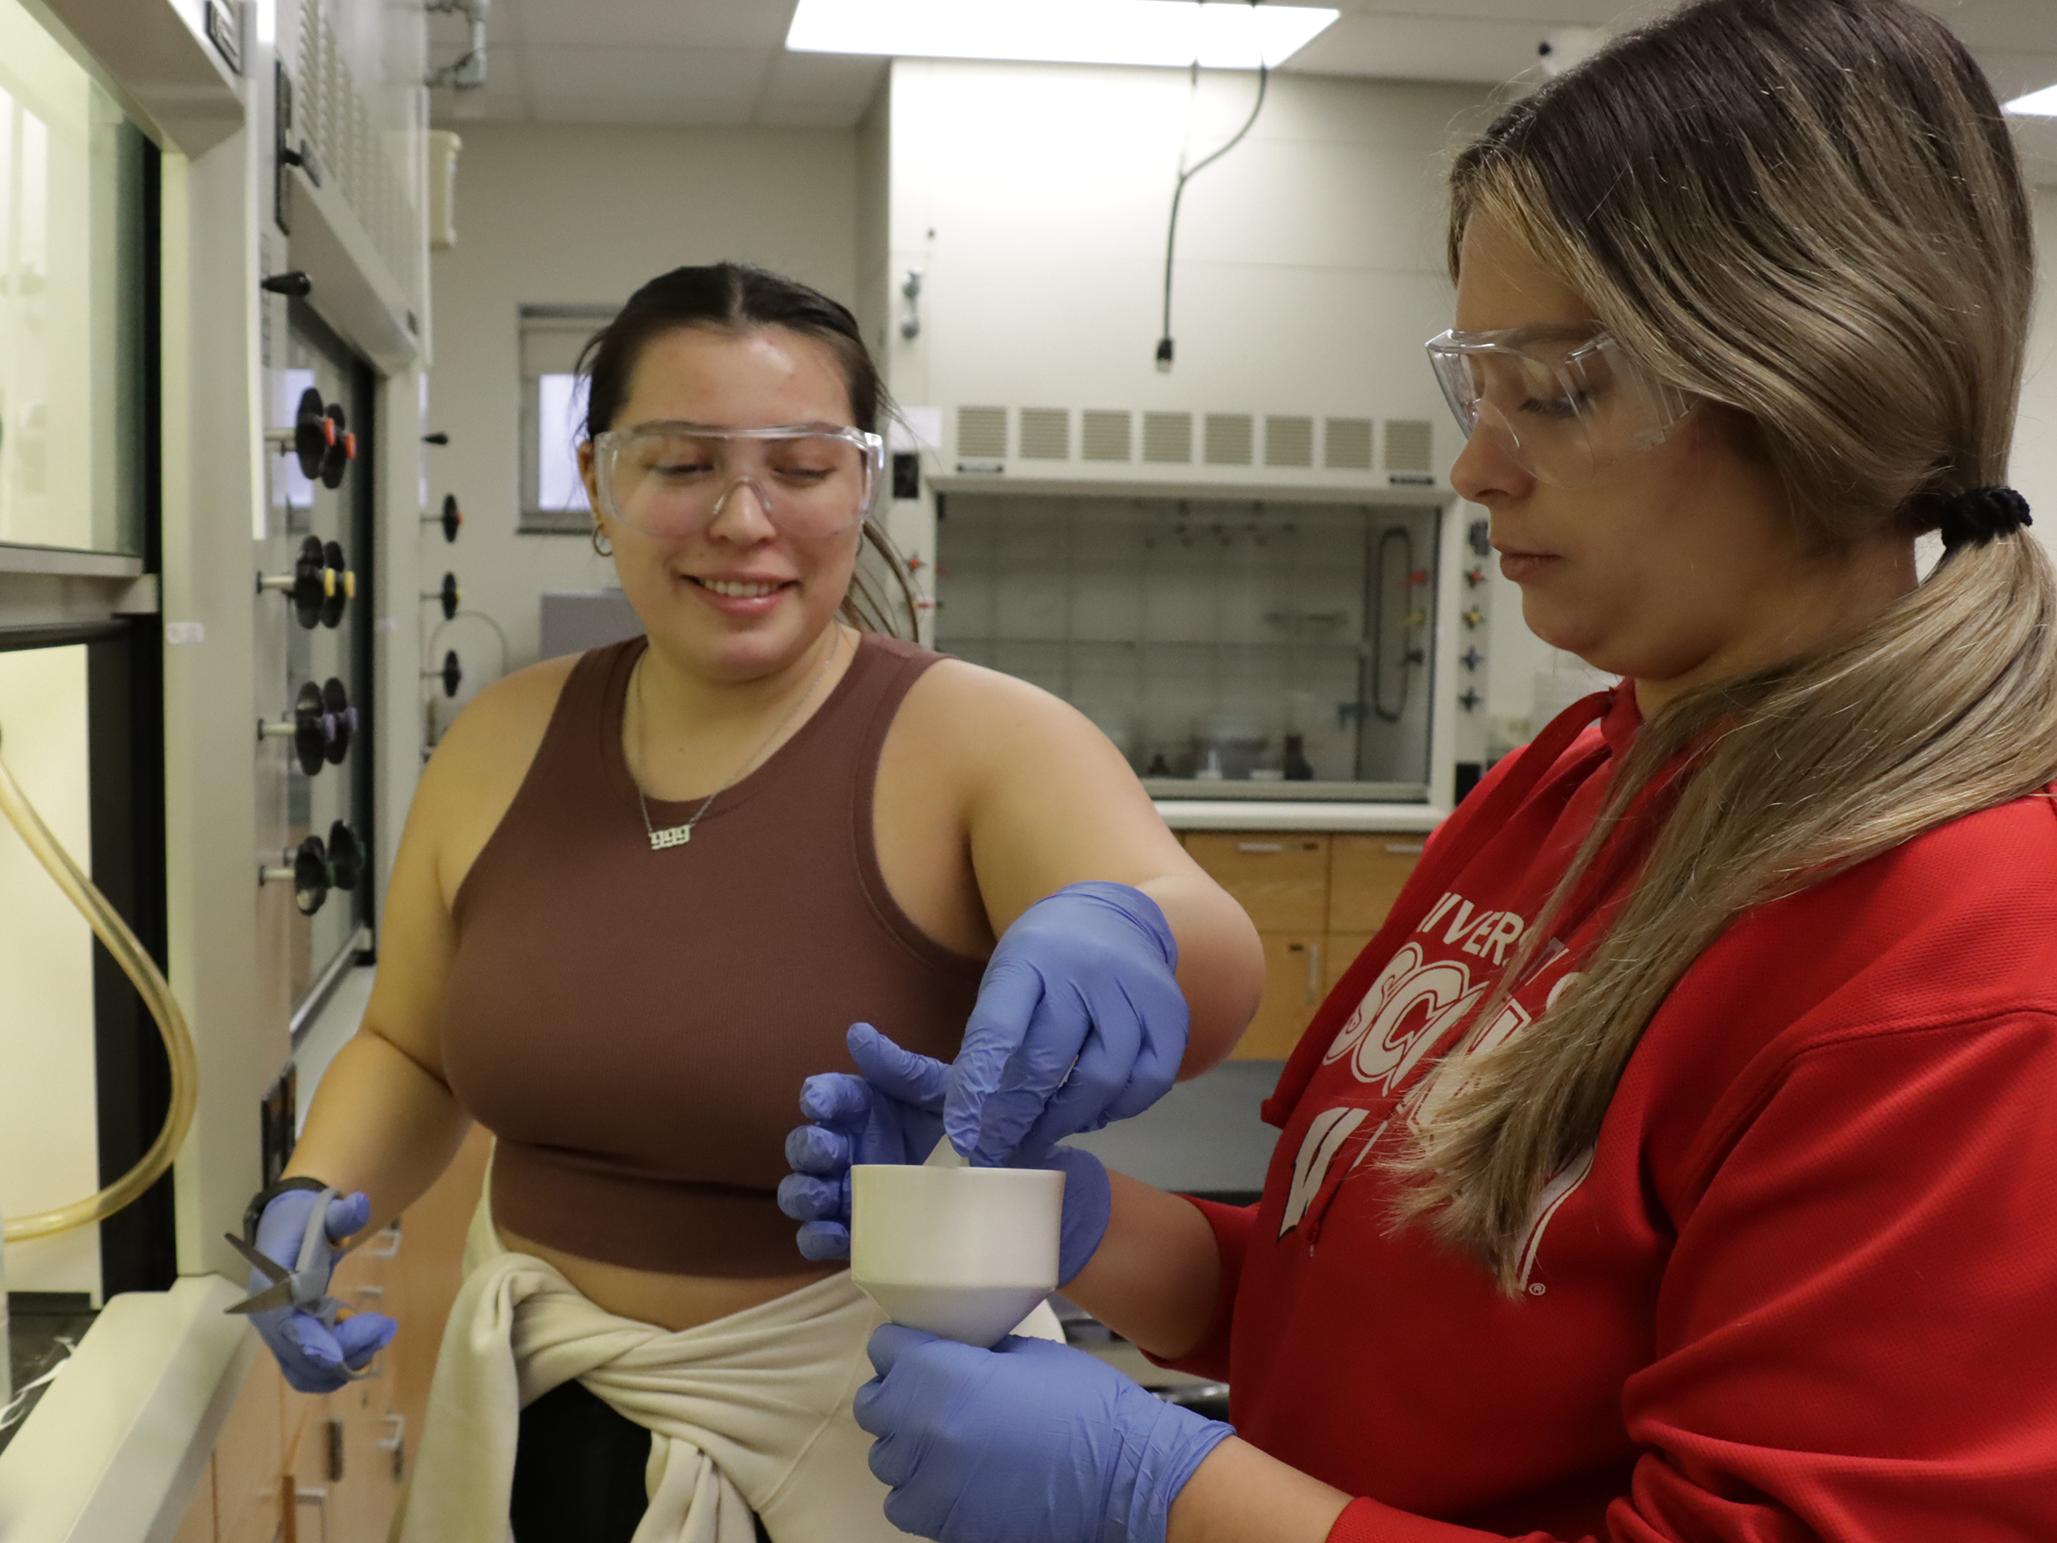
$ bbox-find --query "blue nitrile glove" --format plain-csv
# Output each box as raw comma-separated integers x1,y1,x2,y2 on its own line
944,881,1188,1166
854,1324,1234,1543
779,1022,1112,1285
248,1187,397,1394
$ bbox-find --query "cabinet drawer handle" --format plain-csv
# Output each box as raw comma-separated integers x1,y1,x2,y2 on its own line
353,1284,386,1301
1382,841,1425,856
296,1485,330,1543
1305,943,1322,1003
367,1220,403,1259
378,1410,408,1481
1234,841,1285,854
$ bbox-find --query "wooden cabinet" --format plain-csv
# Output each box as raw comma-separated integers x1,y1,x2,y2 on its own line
284,1402,340,1543
1328,834,1427,934
171,1460,218,1543
1181,834,1329,932
182,1125,493,1543
1181,827,1425,1059
212,1354,286,1543
1239,933,1327,1059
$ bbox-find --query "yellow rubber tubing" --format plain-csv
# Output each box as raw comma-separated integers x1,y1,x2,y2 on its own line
0,732,198,1243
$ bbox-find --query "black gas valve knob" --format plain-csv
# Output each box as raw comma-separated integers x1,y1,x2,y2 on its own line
423,571,461,620
326,820,365,893
259,835,331,916
264,387,334,480
258,536,336,630
320,541,357,629
319,403,356,490
424,493,463,543
422,431,450,446
258,680,337,776
260,270,313,297
424,649,463,698
321,677,358,764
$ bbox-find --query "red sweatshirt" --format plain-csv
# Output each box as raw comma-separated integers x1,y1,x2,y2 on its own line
1162,686,2057,1542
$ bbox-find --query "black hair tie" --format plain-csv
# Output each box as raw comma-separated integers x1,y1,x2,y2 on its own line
1940,486,2034,550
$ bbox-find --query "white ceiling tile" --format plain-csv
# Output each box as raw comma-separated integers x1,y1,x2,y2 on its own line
1340,0,1654,21
1290,13,1597,85
425,6,515,43
524,44,770,108
529,94,755,126
519,0,796,50
428,28,530,121
1983,47,2057,98
754,99,872,129
760,50,888,110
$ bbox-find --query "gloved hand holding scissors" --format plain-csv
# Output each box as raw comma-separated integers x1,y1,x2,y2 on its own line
227,1180,396,1394
942,881,1189,1166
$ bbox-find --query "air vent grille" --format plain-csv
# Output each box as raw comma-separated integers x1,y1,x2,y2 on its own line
1204,413,1255,467
1384,419,1434,474
1018,408,1070,460
1081,410,1132,462
1325,417,1374,471
957,406,1008,460
1142,412,1193,464
1265,416,1314,468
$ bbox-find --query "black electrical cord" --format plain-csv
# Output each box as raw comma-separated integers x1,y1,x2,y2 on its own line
1156,2,1271,372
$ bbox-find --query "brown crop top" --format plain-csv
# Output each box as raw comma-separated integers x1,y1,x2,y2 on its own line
440,633,986,1276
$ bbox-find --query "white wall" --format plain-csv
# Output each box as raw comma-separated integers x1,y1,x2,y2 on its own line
879,61,1522,784
426,122,860,696
884,61,1493,448
2013,186,2057,565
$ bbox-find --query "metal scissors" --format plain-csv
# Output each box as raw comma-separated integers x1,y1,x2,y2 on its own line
222,1185,379,1380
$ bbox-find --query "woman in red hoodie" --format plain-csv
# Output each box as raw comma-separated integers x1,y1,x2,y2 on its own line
779,0,2057,1538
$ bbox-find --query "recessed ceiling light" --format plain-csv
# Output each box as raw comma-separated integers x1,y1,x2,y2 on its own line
2004,84,2057,116
787,0,1340,71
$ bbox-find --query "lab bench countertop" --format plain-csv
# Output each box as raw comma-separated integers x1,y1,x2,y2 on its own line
1152,799,1445,833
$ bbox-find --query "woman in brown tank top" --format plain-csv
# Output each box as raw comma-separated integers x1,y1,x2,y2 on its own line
238,263,1266,1541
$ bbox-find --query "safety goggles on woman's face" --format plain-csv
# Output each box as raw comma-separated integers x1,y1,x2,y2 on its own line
1424,326,1692,489
589,422,886,541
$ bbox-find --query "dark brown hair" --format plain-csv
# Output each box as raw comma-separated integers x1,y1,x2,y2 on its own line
576,263,918,638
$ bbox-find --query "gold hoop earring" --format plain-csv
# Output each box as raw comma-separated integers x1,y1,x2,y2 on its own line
592,525,613,558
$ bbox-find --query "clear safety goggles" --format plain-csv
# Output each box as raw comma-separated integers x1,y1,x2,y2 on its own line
1425,327,1691,489
590,422,886,541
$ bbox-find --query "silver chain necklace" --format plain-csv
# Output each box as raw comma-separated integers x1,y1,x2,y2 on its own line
632,632,843,851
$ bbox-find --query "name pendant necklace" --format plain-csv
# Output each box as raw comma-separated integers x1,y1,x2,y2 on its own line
633,631,842,851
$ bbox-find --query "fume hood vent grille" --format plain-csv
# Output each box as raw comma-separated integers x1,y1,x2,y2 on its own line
1142,412,1193,465
1081,411,1132,463
1385,419,1434,474
1265,416,1314,469
1019,408,1070,461
1325,417,1374,471
957,406,1008,460
1204,414,1255,467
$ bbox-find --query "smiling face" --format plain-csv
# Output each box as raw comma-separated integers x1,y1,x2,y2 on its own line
579,324,863,685
1447,215,1839,706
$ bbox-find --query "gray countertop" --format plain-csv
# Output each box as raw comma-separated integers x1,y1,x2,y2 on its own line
1068,1059,1283,1200
1154,800,1443,833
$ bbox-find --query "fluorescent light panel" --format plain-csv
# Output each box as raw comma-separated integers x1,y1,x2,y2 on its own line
2005,83,2057,117
787,0,1340,71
